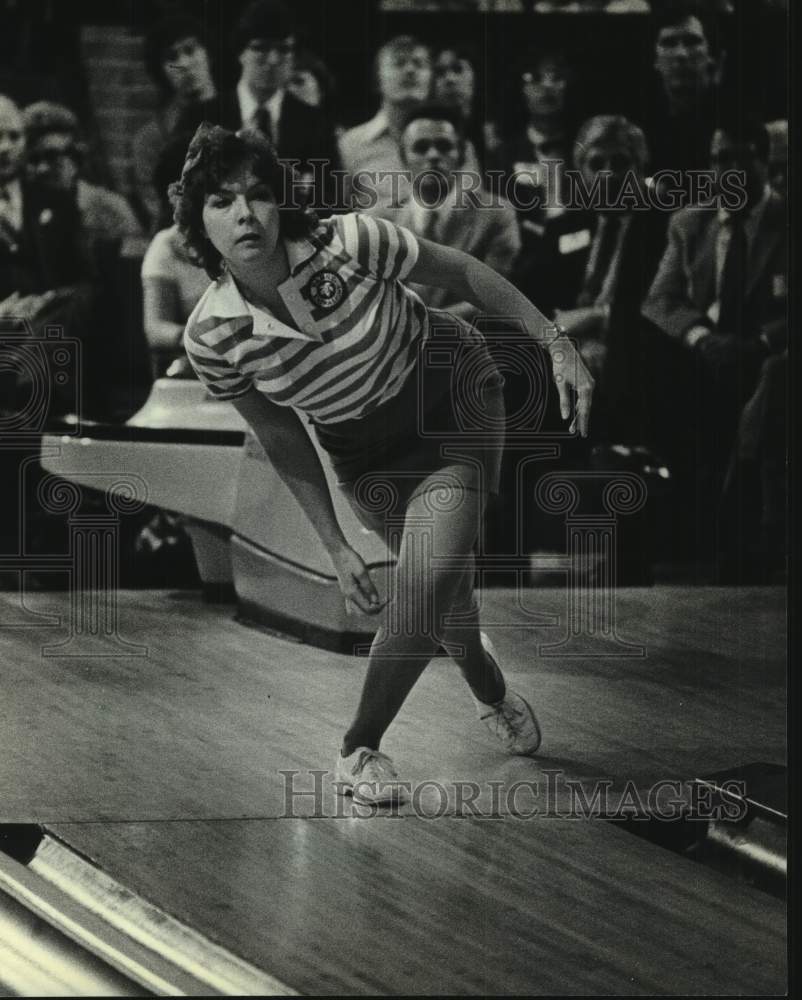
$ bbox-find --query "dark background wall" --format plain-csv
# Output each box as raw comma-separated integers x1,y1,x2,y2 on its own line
0,0,788,129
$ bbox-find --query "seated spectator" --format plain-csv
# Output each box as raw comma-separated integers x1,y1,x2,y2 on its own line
22,101,142,253
371,101,520,320
499,49,580,243
432,43,502,177
1,92,103,557
339,34,430,177
633,1,724,202
1,94,93,321
287,49,339,126
140,134,209,378
131,12,217,232
339,34,480,210
642,112,786,578
207,0,342,211
517,115,667,443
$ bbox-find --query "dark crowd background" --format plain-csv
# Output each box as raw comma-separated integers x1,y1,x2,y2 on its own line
0,1,789,120
0,0,791,590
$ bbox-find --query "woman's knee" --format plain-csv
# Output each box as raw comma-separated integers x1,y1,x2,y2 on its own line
387,559,471,626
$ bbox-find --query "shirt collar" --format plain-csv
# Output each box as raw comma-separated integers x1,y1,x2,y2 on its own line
362,108,391,143
237,79,285,130
199,269,306,339
527,124,564,152
0,178,23,230
2,177,22,199
717,183,772,226
285,233,322,273
0,177,22,207
198,268,251,321
76,178,90,212
195,231,328,339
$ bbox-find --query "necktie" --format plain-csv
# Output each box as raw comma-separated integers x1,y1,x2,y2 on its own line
576,214,620,308
717,213,748,336
254,105,274,144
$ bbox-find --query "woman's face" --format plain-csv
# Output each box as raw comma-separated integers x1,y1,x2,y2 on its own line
522,60,568,119
162,35,214,100
201,162,281,269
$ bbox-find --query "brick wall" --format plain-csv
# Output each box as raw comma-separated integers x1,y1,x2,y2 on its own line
80,25,159,200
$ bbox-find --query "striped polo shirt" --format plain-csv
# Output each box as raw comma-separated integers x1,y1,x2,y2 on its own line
183,213,429,425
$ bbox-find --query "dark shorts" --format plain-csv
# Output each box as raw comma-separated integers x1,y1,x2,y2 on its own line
312,312,506,531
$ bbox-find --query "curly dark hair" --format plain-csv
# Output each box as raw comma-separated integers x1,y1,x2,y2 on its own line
168,123,318,279
144,12,210,98
231,0,296,57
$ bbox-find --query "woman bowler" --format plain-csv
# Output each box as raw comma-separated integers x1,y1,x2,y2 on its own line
173,124,592,805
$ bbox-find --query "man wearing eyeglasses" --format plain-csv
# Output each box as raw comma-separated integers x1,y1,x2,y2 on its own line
0,94,92,311
371,101,519,321
642,112,787,580
22,101,142,252
213,0,342,211
1,93,100,556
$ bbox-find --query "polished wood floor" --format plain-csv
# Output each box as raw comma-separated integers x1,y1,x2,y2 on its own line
0,585,787,994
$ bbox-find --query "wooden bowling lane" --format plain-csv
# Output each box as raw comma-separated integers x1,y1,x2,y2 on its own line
0,585,787,821
47,815,786,996
1,584,786,993
0,586,785,823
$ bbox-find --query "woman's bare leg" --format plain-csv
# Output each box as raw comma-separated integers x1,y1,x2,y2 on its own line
342,475,502,754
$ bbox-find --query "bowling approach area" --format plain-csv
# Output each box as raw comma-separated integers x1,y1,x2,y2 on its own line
0,581,787,995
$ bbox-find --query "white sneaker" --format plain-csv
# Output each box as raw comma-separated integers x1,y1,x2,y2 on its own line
474,633,543,756
334,747,409,805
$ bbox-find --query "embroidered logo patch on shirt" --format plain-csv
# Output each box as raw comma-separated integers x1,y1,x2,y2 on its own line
309,270,345,310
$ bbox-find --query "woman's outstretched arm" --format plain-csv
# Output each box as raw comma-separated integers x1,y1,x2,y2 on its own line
407,238,594,437
229,387,384,615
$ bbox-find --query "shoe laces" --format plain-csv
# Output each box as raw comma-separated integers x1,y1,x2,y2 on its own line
352,749,399,782
482,697,525,743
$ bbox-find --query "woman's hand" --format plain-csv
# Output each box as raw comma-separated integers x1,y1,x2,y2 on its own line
406,242,595,437
547,334,595,437
330,543,387,616
553,306,606,341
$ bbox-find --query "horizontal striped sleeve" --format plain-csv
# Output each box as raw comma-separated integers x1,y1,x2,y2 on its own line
334,212,419,283
183,324,254,401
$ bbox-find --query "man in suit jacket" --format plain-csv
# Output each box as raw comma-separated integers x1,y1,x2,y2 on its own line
1,93,101,557
629,3,723,207
208,0,342,212
642,161,786,357
642,115,787,577
519,115,667,443
371,101,520,321
1,94,91,306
